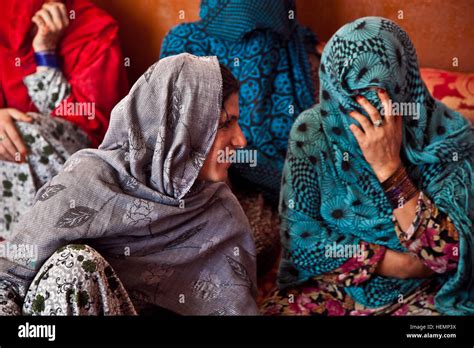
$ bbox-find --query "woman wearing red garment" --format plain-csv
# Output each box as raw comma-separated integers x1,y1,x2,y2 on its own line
0,0,128,237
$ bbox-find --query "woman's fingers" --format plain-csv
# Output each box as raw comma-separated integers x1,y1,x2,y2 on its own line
57,3,70,27
44,3,64,29
44,2,68,28
377,88,396,126
36,9,57,31
349,124,365,145
31,15,45,29
7,109,33,123
4,124,28,161
355,95,382,126
0,109,30,161
393,113,403,137
0,146,15,162
0,134,18,162
349,110,373,133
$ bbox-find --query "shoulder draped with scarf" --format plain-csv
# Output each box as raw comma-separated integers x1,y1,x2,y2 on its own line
0,53,258,316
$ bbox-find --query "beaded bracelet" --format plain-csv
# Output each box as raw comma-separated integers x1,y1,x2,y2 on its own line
34,51,60,69
381,165,419,209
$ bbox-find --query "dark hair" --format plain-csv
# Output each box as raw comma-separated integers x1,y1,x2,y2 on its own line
220,64,240,107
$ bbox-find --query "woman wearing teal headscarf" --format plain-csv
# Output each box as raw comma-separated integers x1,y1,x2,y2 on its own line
261,17,473,315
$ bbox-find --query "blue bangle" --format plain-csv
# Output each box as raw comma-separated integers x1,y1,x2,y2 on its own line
34,51,60,69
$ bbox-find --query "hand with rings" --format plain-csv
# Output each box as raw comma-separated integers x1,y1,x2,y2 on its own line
348,89,403,182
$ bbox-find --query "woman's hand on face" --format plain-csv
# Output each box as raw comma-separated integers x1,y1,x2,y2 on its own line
349,89,403,182
32,2,69,52
0,109,32,163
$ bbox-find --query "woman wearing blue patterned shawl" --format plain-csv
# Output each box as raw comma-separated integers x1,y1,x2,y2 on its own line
260,17,473,315
160,0,319,200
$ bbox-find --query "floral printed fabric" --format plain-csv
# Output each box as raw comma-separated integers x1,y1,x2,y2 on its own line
160,0,317,200
23,244,137,316
0,69,90,240
277,16,473,313
259,193,460,315
260,277,440,316
326,193,460,285
0,67,89,238
320,241,386,287
23,68,71,114
0,112,90,238
393,192,460,274
0,54,258,316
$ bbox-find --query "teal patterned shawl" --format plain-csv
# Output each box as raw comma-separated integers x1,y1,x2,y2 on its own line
278,17,474,314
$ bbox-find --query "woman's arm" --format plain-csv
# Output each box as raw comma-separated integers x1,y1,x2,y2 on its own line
376,193,460,278
23,2,71,114
349,89,458,279
280,110,384,286
375,248,434,279
393,192,460,274
323,239,431,284
25,1,128,147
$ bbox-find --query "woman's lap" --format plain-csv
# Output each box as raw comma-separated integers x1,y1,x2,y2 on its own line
23,244,137,316
0,113,90,238
259,277,441,316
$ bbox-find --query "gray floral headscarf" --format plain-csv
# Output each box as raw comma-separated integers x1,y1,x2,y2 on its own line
0,53,259,315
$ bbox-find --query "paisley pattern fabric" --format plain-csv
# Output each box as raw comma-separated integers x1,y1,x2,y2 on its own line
160,0,317,199
0,53,258,316
278,17,474,314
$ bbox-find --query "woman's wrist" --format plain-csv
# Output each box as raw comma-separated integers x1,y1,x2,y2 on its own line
380,163,419,209
33,43,57,52
372,159,402,182
34,51,60,70
375,249,408,278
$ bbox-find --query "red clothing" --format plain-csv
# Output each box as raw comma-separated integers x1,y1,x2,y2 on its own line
0,0,128,147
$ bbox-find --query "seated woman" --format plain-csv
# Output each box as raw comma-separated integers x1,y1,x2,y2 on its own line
261,17,473,315
0,0,128,237
161,0,324,275
0,53,259,316
161,0,322,201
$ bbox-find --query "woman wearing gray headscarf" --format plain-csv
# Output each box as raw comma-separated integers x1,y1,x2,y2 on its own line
0,53,259,316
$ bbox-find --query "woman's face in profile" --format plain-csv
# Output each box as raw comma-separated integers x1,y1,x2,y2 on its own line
198,93,247,182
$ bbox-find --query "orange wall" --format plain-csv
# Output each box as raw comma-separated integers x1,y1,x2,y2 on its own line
297,0,474,73
92,0,474,84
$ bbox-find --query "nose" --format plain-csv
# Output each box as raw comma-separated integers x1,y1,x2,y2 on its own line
232,124,247,148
